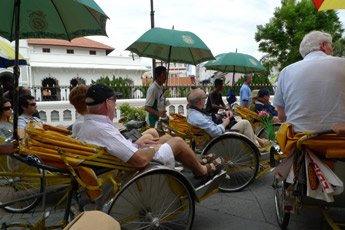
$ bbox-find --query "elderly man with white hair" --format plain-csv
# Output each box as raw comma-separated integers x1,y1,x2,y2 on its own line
274,31,345,133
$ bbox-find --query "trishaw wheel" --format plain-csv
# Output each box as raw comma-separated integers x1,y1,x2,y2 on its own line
108,170,195,230
0,156,43,213
202,133,259,192
274,179,290,229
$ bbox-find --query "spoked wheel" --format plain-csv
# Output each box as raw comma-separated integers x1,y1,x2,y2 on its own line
108,170,195,230
274,179,290,229
202,133,259,192
0,156,43,213
256,123,281,140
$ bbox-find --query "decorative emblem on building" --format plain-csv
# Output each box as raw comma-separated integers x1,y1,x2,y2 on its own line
182,35,194,44
29,11,48,32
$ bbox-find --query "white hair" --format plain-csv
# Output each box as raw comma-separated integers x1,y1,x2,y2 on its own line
299,31,332,58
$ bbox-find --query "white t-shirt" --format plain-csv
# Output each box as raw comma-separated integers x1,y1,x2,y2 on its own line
71,113,84,138
145,81,164,126
274,51,345,132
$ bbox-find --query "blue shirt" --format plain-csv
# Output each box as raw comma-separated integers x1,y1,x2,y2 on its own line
240,83,251,108
187,108,224,138
254,100,277,118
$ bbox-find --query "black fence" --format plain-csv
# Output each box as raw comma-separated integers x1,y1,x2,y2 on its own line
23,83,275,102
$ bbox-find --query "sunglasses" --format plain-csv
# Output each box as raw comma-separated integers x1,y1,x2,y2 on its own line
108,97,116,102
29,103,36,107
2,106,11,111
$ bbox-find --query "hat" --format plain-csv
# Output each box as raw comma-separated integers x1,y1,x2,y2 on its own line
250,89,259,98
64,211,120,230
258,88,270,98
85,84,115,106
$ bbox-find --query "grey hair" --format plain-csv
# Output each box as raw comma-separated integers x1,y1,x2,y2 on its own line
188,88,204,107
244,75,252,82
87,103,103,113
299,31,332,58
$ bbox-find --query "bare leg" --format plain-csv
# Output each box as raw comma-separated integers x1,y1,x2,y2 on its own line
166,137,221,177
142,128,159,138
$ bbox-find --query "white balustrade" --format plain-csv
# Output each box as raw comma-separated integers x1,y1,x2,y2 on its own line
37,96,274,127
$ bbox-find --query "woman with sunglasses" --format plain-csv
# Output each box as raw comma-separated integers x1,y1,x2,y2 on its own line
0,97,13,139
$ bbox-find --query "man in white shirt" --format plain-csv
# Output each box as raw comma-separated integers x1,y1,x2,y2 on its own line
77,84,223,182
274,31,345,132
145,66,167,127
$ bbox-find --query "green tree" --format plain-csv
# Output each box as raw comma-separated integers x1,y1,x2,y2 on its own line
255,0,344,73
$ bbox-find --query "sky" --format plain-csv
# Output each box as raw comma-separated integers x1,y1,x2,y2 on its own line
88,0,345,66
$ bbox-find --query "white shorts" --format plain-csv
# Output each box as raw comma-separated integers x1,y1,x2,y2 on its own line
153,143,175,168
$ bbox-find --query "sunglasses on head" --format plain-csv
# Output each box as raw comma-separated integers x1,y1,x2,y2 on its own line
29,103,36,107
2,106,11,111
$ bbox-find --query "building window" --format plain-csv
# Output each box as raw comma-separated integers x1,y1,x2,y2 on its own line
67,49,74,54
89,50,96,55
51,110,60,122
42,48,50,53
63,110,72,121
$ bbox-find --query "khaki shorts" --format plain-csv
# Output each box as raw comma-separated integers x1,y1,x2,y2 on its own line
153,143,175,168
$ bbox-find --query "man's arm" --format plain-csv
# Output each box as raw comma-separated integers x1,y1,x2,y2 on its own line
0,143,19,155
18,128,25,139
276,105,286,122
127,144,160,168
144,106,166,117
332,123,345,136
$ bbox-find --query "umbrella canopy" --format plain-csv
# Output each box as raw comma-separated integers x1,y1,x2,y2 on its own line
312,0,345,11
0,0,108,140
0,0,108,41
0,40,27,68
126,27,215,65
204,52,266,74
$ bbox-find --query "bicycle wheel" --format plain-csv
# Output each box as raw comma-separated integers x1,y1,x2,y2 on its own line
202,133,259,192
256,123,281,139
108,170,195,230
274,179,290,229
0,155,43,213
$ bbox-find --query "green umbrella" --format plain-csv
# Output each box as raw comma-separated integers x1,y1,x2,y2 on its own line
126,27,215,65
0,0,108,140
204,52,266,73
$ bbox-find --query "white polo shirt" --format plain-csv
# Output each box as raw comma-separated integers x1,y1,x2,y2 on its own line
77,114,138,162
274,51,345,132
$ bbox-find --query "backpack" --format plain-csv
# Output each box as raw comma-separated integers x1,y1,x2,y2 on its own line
226,89,236,105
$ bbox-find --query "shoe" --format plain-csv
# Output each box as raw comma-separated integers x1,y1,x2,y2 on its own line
196,157,224,183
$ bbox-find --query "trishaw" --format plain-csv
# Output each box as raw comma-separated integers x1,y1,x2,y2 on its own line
272,123,345,230
0,121,226,229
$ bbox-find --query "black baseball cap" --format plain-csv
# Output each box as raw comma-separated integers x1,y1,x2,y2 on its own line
85,84,115,106
258,88,270,98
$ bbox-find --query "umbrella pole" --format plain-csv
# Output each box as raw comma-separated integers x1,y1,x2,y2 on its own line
163,45,172,112
13,0,21,141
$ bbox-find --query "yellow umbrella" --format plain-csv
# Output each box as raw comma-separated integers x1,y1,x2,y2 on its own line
0,40,27,68
312,0,345,11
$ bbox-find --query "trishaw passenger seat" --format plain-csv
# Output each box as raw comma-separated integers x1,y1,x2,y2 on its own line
19,121,136,201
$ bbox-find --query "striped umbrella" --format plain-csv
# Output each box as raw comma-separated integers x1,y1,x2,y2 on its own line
0,40,27,68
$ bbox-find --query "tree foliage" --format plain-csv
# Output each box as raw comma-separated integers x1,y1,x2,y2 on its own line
255,0,344,72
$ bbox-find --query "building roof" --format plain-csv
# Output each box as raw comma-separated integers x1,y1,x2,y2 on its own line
27,37,115,55
142,76,195,86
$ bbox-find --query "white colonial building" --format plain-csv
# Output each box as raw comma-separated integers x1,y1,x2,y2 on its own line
0,37,148,101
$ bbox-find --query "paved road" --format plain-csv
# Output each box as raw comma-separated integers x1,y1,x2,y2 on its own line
1,172,344,229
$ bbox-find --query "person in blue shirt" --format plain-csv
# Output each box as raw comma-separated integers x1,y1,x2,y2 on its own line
254,88,280,123
240,75,252,108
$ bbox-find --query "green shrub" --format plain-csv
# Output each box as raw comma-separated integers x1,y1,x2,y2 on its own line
119,103,146,123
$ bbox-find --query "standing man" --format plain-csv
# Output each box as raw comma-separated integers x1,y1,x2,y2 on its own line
145,66,167,127
206,78,227,114
18,95,45,138
240,75,252,108
274,31,345,132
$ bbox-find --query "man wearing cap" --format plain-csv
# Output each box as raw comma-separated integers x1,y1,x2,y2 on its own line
239,75,252,108
249,89,259,111
77,84,223,182
144,66,168,127
274,31,345,132
254,89,279,123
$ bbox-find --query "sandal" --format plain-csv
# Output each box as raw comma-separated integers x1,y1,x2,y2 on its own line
198,153,216,165
197,157,224,183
